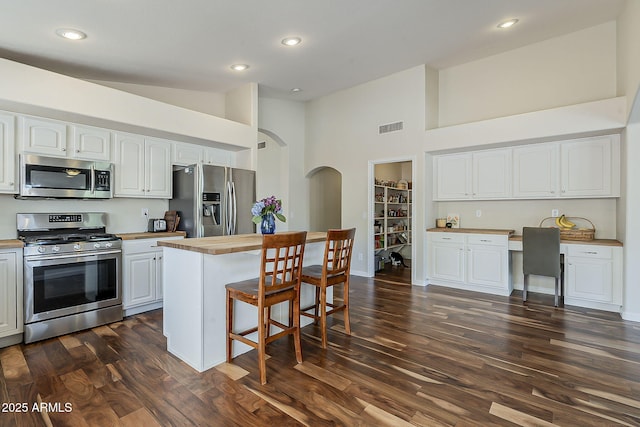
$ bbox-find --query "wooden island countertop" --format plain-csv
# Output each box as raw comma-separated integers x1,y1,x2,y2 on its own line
157,231,327,255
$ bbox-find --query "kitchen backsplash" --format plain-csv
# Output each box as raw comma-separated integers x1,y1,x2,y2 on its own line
0,194,168,238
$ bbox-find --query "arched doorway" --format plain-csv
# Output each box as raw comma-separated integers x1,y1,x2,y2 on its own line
308,167,342,231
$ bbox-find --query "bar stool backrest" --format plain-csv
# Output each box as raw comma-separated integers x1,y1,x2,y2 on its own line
260,232,307,297
323,228,356,277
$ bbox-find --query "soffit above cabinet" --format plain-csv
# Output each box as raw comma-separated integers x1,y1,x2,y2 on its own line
424,97,626,154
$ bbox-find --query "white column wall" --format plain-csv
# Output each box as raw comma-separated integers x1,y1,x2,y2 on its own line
306,65,427,282
257,97,309,232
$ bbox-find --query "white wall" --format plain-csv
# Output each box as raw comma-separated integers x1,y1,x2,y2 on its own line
436,199,617,239
88,80,226,118
439,22,617,127
306,65,426,280
256,132,286,222
615,0,640,321
617,0,640,115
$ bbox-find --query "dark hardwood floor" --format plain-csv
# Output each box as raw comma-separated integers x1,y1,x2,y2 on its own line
2,273,640,426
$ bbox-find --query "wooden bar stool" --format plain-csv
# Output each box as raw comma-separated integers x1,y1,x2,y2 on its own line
225,231,307,385
301,228,355,349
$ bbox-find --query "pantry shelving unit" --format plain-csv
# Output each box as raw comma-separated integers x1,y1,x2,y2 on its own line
374,184,412,252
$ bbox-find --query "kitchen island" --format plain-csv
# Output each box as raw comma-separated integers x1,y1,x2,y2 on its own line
158,232,328,372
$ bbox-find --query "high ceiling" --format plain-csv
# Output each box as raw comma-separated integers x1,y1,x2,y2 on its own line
0,0,626,102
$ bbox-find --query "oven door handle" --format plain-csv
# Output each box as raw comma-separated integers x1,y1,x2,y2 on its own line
25,250,122,261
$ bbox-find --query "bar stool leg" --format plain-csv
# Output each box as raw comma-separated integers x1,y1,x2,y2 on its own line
226,290,233,362
258,303,267,385
523,275,528,303
343,280,351,336
314,287,320,325
320,286,328,348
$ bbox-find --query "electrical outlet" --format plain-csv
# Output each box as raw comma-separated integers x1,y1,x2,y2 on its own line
475,209,482,218
141,208,149,218
551,209,559,217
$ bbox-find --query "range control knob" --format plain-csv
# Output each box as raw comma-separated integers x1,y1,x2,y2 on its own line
94,243,101,249
52,246,60,253
73,244,82,251
37,246,46,254
105,242,113,248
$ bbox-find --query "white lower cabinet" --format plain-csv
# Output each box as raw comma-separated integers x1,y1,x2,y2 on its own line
565,244,622,311
428,232,511,296
0,248,23,348
122,236,183,316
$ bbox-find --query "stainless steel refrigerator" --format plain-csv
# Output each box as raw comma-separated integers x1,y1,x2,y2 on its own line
169,164,256,237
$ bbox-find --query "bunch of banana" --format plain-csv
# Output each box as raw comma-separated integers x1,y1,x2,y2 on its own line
555,214,576,229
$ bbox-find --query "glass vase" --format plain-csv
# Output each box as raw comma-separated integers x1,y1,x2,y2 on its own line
260,213,276,234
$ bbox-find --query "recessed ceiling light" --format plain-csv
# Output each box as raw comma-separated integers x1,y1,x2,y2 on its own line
55,28,87,40
497,19,519,29
291,88,302,93
281,37,302,46
230,64,249,71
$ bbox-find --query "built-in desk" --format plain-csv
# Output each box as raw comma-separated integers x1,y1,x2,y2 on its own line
427,229,623,313
508,235,623,312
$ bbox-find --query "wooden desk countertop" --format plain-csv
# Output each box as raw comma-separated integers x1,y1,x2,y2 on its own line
0,239,24,249
509,235,623,247
426,228,515,235
157,231,327,255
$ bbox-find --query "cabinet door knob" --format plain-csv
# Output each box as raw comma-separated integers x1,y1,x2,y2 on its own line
9,182,13,186
62,147,66,151
76,149,80,153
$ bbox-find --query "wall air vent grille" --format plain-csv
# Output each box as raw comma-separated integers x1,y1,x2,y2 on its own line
257,141,266,149
379,121,404,134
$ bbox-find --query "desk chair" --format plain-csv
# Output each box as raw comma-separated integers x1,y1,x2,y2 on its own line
225,231,307,384
301,228,356,348
522,227,563,307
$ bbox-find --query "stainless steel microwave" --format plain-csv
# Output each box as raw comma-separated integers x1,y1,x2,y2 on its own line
18,154,113,199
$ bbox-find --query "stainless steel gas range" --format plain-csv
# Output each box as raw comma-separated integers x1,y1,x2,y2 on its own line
17,213,123,343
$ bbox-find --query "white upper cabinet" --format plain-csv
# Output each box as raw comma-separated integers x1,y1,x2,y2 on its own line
145,138,172,198
172,142,203,165
432,134,620,201
560,135,619,197
114,133,171,198
69,124,112,161
513,143,559,198
19,116,67,156
19,116,112,162
0,112,17,194
203,146,232,166
434,153,472,200
434,149,511,200
472,149,511,199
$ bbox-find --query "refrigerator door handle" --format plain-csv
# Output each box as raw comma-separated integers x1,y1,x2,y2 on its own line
231,181,237,235
198,165,205,238
226,181,233,235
